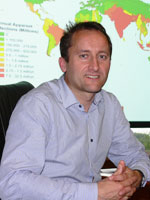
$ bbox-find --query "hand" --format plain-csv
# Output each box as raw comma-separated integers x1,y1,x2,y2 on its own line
108,160,143,199
97,175,137,200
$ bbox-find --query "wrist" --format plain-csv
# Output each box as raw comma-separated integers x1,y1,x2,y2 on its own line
134,169,145,187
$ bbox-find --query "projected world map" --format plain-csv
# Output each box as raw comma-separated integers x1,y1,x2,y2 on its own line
24,0,150,60
0,0,150,122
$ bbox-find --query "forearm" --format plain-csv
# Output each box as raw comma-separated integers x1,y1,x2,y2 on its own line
0,169,98,200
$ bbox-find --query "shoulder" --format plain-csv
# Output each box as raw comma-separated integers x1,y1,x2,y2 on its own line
31,79,60,98
13,79,62,117
21,79,61,103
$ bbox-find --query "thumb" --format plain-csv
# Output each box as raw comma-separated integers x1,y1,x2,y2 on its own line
109,160,126,181
114,160,126,175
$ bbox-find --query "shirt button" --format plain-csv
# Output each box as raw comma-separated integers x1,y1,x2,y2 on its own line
92,176,95,182
90,139,93,142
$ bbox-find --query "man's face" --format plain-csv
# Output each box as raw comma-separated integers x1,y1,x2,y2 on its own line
59,29,111,97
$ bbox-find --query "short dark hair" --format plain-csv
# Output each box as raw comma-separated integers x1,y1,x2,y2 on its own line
60,21,112,62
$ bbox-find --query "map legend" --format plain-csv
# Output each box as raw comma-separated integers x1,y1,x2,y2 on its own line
0,32,5,78
0,27,38,81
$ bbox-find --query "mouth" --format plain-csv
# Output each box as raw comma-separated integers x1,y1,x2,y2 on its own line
86,75,100,79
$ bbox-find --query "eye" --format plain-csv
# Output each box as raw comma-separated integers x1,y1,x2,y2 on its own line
98,54,108,60
79,54,88,59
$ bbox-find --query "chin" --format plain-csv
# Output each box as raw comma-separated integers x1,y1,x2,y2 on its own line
87,87,102,93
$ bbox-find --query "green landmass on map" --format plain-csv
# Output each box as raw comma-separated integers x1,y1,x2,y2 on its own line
24,0,150,56
24,0,48,4
79,0,150,49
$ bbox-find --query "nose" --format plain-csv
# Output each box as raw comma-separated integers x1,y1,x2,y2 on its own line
89,56,99,72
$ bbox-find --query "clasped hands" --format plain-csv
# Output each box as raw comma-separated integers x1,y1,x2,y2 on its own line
98,160,143,200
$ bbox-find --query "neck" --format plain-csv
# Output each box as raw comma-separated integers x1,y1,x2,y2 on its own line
73,91,95,112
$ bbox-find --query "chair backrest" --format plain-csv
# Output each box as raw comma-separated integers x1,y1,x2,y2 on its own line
0,81,34,160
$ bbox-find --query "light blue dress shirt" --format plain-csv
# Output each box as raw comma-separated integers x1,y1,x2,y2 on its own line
0,75,150,200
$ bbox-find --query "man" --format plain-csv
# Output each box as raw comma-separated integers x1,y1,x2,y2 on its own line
0,21,150,200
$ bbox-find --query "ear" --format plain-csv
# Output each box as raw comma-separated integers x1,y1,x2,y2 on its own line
59,57,67,73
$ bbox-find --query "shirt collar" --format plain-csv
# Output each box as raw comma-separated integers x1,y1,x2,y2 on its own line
58,75,78,108
93,91,103,105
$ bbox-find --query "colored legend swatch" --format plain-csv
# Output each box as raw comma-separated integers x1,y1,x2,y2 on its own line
0,32,4,78
0,69,4,77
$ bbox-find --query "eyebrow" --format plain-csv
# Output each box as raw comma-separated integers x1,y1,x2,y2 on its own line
78,49,109,55
78,50,90,53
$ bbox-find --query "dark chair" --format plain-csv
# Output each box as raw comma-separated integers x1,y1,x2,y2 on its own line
0,81,34,160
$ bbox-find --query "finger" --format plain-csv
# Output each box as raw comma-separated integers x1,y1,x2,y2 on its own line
124,176,137,187
109,160,126,181
119,185,136,196
109,173,127,182
109,161,127,181
116,160,126,175
124,187,136,198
